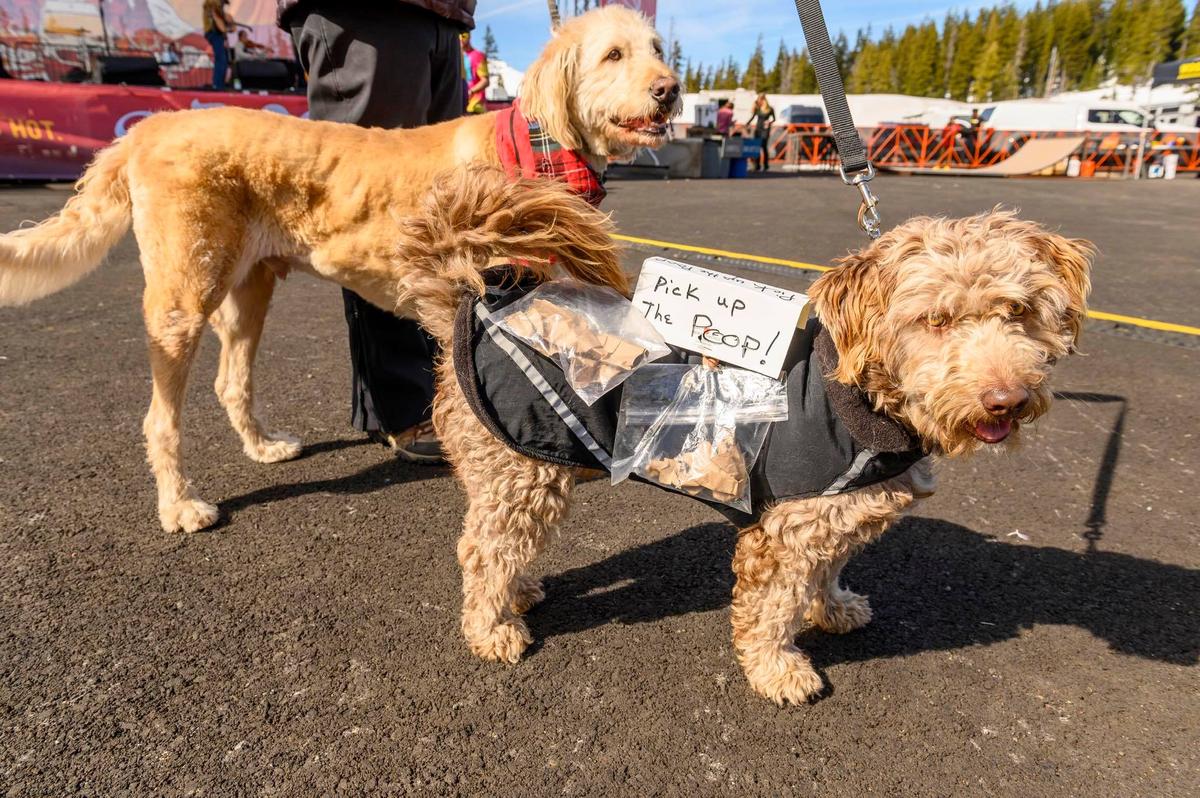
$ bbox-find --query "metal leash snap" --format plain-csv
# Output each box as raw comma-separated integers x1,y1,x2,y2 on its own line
839,163,882,239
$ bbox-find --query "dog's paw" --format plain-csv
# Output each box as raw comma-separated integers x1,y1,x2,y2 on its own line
510,576,545,615
160,497,220,533
744,649,825,705
807,590,873,634
246,433,302,464
466,619,532,664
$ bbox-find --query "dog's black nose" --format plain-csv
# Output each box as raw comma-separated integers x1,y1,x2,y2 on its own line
650,76,680,104
981,387,1030,416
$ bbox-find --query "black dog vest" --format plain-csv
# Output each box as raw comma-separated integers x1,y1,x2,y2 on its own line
452,281,926,526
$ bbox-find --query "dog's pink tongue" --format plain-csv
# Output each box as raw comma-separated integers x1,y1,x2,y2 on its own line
974,418,1013,443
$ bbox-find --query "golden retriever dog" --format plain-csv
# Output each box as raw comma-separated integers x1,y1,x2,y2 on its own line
0,5,679,533
358,169,1089,703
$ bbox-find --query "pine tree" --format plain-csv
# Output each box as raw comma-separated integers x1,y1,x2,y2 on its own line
483,25,499,60
896,20,940,96
1052,0,1100,90
1020,3,1053,95
668,35,683,75
994,6,1024,99
743,35,768,92
947,13,982,99
1185,1,1200,56
847,40,876,93
941,11,959,97
791,48,818,93
833,32,852,81
766,39,789,93
673,0,1191,102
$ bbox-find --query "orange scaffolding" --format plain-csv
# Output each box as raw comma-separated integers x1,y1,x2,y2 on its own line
747,123,1200,175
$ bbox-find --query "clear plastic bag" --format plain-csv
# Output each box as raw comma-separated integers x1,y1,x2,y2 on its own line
490,279,671,405
611,364,790,511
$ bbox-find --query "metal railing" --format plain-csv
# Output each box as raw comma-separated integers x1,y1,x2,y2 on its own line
744,123,1199,175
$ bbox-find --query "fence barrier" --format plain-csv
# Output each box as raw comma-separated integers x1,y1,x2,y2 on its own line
747,123,1199,175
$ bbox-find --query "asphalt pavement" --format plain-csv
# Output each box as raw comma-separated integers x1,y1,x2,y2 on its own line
0,174,1197,796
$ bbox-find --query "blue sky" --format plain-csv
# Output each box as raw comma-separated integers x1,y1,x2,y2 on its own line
477,0,1039,72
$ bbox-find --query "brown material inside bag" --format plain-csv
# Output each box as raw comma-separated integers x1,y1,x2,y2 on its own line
504,299,651,385
645,432,748,503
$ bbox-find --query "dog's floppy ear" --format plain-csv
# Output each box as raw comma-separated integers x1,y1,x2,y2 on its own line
809,249,894,386
520,32,582,151
1029,230,1094,345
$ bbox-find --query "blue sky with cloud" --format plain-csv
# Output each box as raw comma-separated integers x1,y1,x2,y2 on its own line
476,1,1039,72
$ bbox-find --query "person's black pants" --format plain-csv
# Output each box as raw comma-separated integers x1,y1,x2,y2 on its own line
291,4,463,434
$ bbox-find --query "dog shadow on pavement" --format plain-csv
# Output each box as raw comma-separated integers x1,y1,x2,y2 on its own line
220,437,449,516
533,516,1198,667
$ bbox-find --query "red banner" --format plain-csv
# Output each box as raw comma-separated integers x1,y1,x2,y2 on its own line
0,79,306,179
598,0,656,23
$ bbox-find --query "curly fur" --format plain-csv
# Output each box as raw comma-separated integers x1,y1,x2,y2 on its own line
422,210,1092,704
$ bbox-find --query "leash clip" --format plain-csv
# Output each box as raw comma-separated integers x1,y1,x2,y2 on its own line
839,162,882,240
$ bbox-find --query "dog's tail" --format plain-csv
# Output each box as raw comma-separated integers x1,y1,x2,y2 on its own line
0,138,133,307
394,164,625,341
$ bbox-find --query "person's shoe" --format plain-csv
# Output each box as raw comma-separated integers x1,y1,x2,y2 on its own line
370,420,445,465
574,467,607,484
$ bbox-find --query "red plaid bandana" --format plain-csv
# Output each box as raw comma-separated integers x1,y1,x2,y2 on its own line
495,100,606,207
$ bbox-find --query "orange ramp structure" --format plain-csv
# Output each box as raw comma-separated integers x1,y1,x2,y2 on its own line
881,135,1086,177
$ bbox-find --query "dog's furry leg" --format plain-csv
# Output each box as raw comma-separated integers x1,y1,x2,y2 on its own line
143,299,216,534
455,456,573,662
136,199,242,533
731,483,914,704
804,555,872,634
731,522,827,705
432,358,571,662
209,262,301,465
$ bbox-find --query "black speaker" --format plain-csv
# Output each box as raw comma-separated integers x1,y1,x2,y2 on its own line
98,55,165,87
233,59,293,92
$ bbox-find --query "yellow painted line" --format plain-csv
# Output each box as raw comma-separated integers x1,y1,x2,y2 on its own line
614,233,1200,338
1085,310,1200,336
612,233,831,272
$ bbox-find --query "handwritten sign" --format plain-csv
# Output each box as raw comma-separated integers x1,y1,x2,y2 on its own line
631,257,809,378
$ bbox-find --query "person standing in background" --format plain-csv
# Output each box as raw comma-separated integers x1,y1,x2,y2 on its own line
747,93,775,171
461,31,489,114
203,0,235,89
233,28,269,62
715,99,734,136
278,0,476,462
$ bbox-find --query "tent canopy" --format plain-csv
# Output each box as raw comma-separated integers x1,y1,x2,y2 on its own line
1152,58,1200,87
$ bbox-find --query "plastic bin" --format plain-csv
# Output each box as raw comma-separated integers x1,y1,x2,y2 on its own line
1163,152,1180,180
700,139,724,178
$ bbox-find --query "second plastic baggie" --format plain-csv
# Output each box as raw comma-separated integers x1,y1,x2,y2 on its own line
610,364,790,512
489,279,671,405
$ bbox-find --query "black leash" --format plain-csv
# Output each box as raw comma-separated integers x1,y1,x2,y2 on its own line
792,0,881,238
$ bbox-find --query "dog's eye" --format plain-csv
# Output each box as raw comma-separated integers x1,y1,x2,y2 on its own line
1006,301,1027,318
606,48,622,61
926,312,949,329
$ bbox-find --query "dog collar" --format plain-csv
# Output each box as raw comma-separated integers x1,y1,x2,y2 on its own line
813,328,923,454
495,99,607,207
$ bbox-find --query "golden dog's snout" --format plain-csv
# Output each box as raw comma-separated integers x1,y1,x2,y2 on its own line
649,76,680,105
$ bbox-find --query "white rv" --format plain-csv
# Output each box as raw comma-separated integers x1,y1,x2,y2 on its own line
978,100,1153,131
